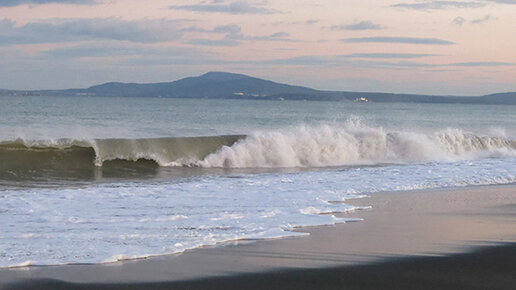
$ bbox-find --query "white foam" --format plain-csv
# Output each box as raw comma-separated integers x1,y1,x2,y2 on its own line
198,124,516,168
7,261,34,268
0,156,514,267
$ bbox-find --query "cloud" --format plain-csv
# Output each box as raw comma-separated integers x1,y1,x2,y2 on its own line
261,55,341,66
169,1,279,15
118,54,225,67
448,61,513,66
341,53,438,59
42,44,208,59
253,55,438,69
15,42,220,67
484,0,516,4
343,36,455,45
212,24,241,34
35,43,221,68
183,24,242,34
250,55,438,68
0,0,97,6
266,19,319,26
252,55,514,75
249,31,297,42
185,30,295,46
183,23,243,46
452,14,497,26
331,21,383,31
391,1,485,10
183,22,296,46
471,14,497,24
43,45,147,58
0,18,184,45
452,16,466,26
269,32,288,38
186,38,240,47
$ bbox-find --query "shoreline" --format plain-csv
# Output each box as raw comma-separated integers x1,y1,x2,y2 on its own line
1,184,515,289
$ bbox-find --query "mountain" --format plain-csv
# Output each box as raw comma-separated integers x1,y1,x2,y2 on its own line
2,72,516,104
50,72,317,99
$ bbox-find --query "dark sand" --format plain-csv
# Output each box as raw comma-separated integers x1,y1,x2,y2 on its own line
5,244,516,290
1,185,515,289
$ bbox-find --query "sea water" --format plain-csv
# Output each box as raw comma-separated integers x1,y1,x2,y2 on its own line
0,95,515,267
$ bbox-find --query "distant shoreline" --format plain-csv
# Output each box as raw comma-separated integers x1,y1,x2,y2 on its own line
2,72,515,104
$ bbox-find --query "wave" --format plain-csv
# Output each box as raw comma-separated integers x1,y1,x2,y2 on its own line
199,124,516,168
0,135,243,181
1,124,515,175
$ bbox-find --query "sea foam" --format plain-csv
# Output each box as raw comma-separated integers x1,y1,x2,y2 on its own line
1,156,514,267
198,123,515,168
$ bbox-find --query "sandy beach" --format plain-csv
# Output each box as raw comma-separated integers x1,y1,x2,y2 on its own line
1,184,515,289
2,0,516,288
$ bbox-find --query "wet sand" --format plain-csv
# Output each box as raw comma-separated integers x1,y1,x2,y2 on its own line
1,185,515,289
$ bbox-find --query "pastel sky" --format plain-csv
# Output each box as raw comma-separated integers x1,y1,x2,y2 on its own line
1,0,515,95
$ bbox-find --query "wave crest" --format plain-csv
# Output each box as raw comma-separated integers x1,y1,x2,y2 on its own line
198,125,516,168
0,123,515,173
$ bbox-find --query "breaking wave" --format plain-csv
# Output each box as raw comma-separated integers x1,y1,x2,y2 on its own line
1,122,515,174
0,135,244,172
199,124,516,168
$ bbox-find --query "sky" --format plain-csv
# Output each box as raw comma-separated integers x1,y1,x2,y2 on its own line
0,0,515,95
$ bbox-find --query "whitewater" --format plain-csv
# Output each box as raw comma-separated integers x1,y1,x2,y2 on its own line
0,95,515,267
1,155,515,267
2,123,514,170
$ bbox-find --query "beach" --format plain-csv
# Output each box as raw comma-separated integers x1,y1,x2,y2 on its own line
2,184,515,289
2,0,516,288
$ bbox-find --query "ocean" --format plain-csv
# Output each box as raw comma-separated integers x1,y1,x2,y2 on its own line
1,95,515,267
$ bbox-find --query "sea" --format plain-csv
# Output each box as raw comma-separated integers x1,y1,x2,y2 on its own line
1,95,515,267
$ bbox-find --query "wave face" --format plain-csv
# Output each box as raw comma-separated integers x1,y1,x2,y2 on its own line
92,135,245,166
0,135,243,183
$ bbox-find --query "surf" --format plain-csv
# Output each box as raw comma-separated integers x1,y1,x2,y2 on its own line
0,135,244,184
1,124,514,175
199,126,516,168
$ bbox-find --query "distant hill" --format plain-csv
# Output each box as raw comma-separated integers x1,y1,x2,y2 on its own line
2,72,516,104
83,72,317,98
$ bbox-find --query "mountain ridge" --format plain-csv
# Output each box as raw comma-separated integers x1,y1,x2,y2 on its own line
2,72,515,104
